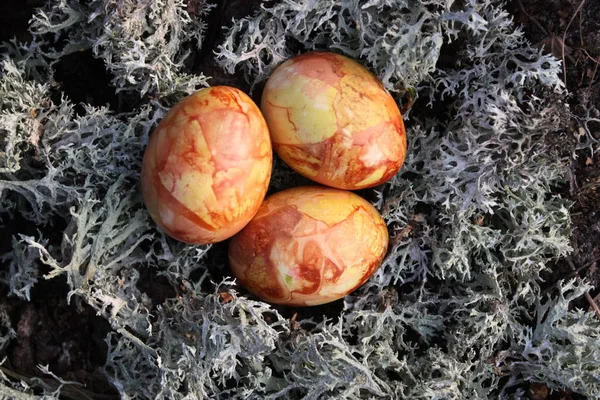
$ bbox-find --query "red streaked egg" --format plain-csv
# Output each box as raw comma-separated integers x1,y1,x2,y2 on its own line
260,51,407,190
141,86,272,244
228,186,388,306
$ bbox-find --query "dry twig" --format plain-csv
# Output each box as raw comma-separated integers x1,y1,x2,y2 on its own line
541,256,600,296
562,0,587,85
515,0,549,35
565,256,600,319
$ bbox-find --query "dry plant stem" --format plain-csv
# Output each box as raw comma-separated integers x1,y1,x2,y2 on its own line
565,257,600,318
562,0,587,85
582,49,600,90
594,292,600,306
516,0,548,35
542,257,600,296
576,49,599,87
578,5,584,48
580,256,600,272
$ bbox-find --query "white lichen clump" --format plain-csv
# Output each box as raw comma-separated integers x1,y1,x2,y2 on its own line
1,0,599,398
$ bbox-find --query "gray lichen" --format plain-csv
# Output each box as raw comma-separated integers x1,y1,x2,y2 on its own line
1,0,599,398
29,0,211,97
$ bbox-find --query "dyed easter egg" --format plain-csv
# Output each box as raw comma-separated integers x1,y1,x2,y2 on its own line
228,186,388,306
261,51,407,190
141,86,272,244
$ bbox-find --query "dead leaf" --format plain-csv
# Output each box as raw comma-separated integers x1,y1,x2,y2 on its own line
290,312,299,330
218,292,234,303
527,382,549,400
534,34,573,61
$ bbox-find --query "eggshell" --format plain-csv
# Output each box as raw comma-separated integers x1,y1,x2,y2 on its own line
141,86,272,244
261,51,407,190
228,186,388,306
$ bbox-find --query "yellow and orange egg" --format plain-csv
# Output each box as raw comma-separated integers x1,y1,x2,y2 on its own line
260,52,407,190
141,86,272,244
141,52,406,306
228,186,388,306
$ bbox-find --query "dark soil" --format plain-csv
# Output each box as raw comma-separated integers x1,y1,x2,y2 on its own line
509,1,600,397
0,0,599,399
0,277,117,399
509,0,600,312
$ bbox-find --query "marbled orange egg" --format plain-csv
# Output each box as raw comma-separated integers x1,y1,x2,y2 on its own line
261,51,407,190
228,186,388,306
141,86,272,244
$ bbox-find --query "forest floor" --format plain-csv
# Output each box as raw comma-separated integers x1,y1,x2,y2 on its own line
0,0,599,399
510,0,600,315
